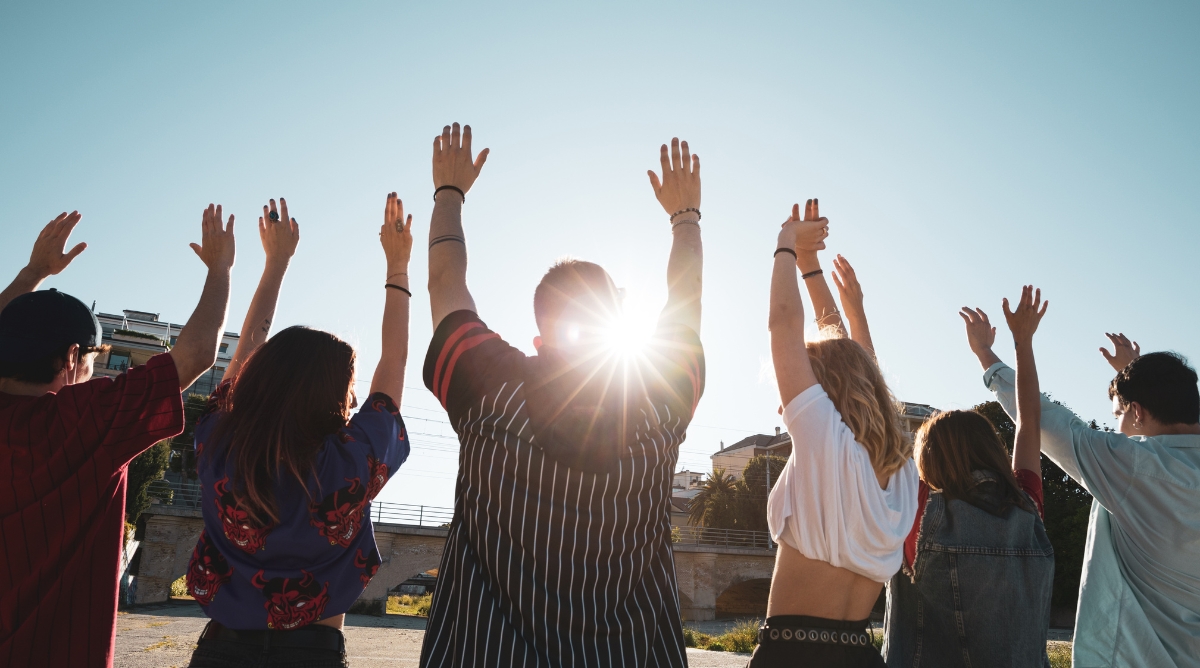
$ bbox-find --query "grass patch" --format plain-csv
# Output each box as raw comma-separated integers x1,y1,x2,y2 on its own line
387,592,432,617
142,636,179,651
169,575,189,598
682,619,760,653
1048,641,1072,668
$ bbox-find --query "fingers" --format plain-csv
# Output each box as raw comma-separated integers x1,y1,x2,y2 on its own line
832,269,846,293
215,205,224,231
267,199,279,223
670,137,682,172
1002,297,1013,317
812,198,820,220
659,143,670,176
451,122,461,150
404,213,413,234
64,242,87,263
279,197,290,225
433,134,442,154
462,124,472,154
395,197,405,225
474,147,489,172
1132,340,1141,355
804,199,813,221
190,243,203,259
441,125,451,152
692,153,700,176
57,211,82,239
1100,347,1115,362
648,170,662,192
1038,299,1049,316
225,214,235,233
791,203,801,221
681,140,692,175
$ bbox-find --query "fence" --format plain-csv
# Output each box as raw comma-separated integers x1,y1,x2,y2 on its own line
673,525,775,550
156,482,771,547
158,480,455,529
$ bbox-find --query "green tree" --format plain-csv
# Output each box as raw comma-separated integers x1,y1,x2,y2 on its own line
687,468,740,529
125,440,172,525
735,454,788,533
973,400,1095,609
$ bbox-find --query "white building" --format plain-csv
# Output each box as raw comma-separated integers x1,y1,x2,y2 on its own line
92,308,240,397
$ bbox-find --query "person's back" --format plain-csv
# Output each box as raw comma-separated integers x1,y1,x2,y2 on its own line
0,208,235,667
884,476,1054,666
419,125,706,666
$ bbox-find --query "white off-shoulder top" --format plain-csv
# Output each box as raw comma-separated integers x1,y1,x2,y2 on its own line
767,385,919,583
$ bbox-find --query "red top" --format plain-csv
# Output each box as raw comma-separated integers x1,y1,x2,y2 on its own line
904,469,1044,570
0,354,184,668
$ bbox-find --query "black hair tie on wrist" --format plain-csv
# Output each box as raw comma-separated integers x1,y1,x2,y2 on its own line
774,248,798,259
801,269,824,279
434,185,465,203
385,283,412,297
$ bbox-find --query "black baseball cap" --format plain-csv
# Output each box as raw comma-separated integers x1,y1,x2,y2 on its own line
0,289,103,365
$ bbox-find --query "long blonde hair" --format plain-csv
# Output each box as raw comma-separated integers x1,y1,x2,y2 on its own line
806,335,912,479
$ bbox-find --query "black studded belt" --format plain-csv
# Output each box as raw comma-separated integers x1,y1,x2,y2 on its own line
757,624,874,647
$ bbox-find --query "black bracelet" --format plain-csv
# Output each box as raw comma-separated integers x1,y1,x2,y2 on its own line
774,248,798,259
670,207,701,222
801,269,823,280
429,235,466,249
385,283,412,296
434,185,465,203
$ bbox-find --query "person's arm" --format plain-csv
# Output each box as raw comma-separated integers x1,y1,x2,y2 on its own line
1003,285,1049,474
831,254,874,357
1100,332,1140,373
648,138,703,333
0,211,87,313
428,122,488,328
223,198,300,380
769,212,830,406
791,199,842,333
170,204,236,391
370,193,413,402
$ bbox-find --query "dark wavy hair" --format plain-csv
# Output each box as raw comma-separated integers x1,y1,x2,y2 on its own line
206,326,356,526
915,409,1034,515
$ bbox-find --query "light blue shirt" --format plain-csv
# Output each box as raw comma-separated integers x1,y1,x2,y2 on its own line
984,363,1200,667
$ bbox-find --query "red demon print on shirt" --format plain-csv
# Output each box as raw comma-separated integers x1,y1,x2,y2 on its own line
354,548,382,586
186,530,233,606
365,455,389,500
310,478,368,547
252,570,330,630
214,477,271,553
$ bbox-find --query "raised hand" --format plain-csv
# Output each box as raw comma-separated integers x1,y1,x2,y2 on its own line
648,137,701,220
778,203,828,252
794,199,829,254
259,198,300,265
831,255,862,309
433,123,489,195
381,193,413,272
1002,286,1049,346
1100,332,1140,372
190,204,236,271
27,211,87,278
960,306,997,357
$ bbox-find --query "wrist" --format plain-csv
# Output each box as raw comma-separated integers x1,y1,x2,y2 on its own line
386,262,410,275
434,187,465,205
263,257,291,273
17,265,48,285
795,253,821,274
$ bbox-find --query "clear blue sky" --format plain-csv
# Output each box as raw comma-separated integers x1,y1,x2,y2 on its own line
3,2,1197,508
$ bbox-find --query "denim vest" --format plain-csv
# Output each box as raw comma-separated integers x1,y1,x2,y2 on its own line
882,471,1055,668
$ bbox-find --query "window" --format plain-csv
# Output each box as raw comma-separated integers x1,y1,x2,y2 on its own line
108,352,131,371
219,343,228,354
169,336,178,346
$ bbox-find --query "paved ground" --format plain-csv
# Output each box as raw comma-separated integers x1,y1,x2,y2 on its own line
115,602,749,668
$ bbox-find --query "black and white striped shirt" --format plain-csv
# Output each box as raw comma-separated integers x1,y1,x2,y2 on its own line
420,310,704,667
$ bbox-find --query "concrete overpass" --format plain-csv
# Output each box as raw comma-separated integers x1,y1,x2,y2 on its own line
132,505,776,621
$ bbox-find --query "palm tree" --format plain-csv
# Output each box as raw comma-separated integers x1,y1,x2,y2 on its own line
687,468,738,527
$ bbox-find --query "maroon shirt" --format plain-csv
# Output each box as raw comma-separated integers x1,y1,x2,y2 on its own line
0,354,184,668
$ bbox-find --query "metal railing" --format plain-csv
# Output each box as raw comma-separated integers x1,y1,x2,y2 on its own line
157,480,454,528
673,525,775,550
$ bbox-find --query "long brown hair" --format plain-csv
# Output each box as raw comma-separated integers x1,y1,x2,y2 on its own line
806,334,912,480
207,326,356,526
914,410,1034,513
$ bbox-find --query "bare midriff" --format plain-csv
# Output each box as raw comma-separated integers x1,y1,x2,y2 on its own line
765,543,883,621
315,614,345,630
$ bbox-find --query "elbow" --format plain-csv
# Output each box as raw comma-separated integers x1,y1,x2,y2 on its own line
768,303,804,333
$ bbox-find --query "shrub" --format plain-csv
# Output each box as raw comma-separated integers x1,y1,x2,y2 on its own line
169,575,188,598
387,592,433,616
